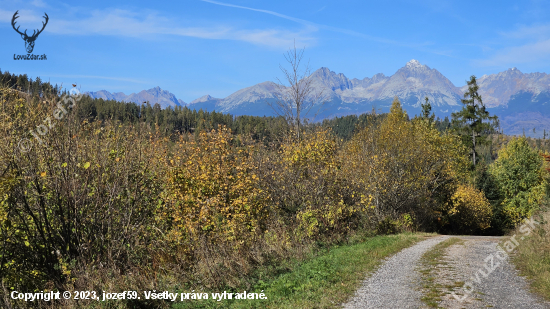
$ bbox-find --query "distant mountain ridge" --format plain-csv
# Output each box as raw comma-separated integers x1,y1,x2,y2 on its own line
184,60,468,119
329,59,462,107
473,67,550,108
86,86,185,109
86,60,550,137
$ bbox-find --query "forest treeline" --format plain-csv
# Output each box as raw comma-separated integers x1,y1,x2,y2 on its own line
0,70,458,143
1,71,549,308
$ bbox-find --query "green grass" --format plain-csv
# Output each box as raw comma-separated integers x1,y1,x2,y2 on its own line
509,211,550,301
418,237,465,308
171,233,432,309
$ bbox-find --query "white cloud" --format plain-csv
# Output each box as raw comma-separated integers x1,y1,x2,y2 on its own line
200,0,316,27
477,23,550,67
1,5,314,49
499,23,550,40
199,0,432,49
31,0,47,8
476,39,550,67
25,8,315,49
0,8,11,20
2,2,443,53
1,9,40,23
313,6,326,14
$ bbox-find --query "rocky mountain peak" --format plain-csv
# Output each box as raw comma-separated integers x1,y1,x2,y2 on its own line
190,94,218,104
311,67,352,91
86,86,184,109
406,59,423,69
315,67,331,74
502,67,523,75
146,86,165,95
397,59,433,77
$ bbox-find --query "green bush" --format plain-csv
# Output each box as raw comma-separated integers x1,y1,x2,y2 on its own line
490,137,548,228
376,216,400,235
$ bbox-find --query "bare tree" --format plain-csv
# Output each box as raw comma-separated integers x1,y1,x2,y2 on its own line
270,41,325,140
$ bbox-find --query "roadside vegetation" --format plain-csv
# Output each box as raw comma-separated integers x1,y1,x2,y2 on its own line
172,233,429,309
0,69,549,308
510,209,550,301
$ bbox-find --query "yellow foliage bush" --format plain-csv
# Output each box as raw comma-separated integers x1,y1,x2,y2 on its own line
343,97,469,228
275,129,365,238
447,184,492,233
162,125,268,248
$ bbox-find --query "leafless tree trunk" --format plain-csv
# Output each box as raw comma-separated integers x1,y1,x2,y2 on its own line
269,41,325,140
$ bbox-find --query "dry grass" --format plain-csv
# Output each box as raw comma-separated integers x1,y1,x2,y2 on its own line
510,210,550,301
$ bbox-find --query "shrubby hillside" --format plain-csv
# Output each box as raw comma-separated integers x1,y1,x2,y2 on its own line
0,73,548,308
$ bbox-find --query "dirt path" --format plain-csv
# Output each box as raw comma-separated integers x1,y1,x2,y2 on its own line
342,235,550,309
342,235,450,308
430,236,550,309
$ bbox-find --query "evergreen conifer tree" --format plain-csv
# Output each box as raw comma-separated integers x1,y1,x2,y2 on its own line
451,75,498,166
420,96,435,124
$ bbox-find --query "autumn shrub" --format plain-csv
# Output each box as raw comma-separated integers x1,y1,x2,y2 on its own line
397,213,415,232
490,137,549,229
0,87,483,307
160,126,270,287
375,217,399,235
0,88,166,308
444,184,492,234
263,129,367,241
343,97,468,230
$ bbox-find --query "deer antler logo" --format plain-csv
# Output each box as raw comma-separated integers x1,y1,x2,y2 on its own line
12,10,49,54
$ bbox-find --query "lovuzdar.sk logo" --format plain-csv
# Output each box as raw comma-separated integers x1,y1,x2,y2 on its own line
12,10,48,60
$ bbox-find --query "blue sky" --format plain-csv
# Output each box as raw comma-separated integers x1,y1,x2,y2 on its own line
2,0,550,103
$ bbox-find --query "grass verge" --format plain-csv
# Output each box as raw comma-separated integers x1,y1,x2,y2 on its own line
171,233,432,309
509,210,550,301
418,237,465,308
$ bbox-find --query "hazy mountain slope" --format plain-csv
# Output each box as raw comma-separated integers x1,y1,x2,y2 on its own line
86,86,184,109
499,112,550,138
86,90,127,102
472,68,550,108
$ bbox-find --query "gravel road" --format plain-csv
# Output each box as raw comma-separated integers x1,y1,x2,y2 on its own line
342,235,550,309
342,235,450,308
431,236,550,309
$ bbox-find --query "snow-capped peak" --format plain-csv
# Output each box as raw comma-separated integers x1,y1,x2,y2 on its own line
406,59,423,68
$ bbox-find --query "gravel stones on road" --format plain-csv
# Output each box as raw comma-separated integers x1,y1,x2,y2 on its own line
342,235,450,309
432,237,550,309
342,235,550,308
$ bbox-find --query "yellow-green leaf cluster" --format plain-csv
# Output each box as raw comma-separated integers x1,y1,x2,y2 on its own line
162,125,268,248
267,129,364,238
447,184,492,233
490,137,548,227
343,97,468,225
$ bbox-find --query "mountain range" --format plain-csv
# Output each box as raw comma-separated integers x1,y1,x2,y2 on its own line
85,60,550,138
87,86,185,109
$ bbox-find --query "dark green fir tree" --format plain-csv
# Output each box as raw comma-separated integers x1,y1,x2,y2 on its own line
420,96,436,124
451,75,499,166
